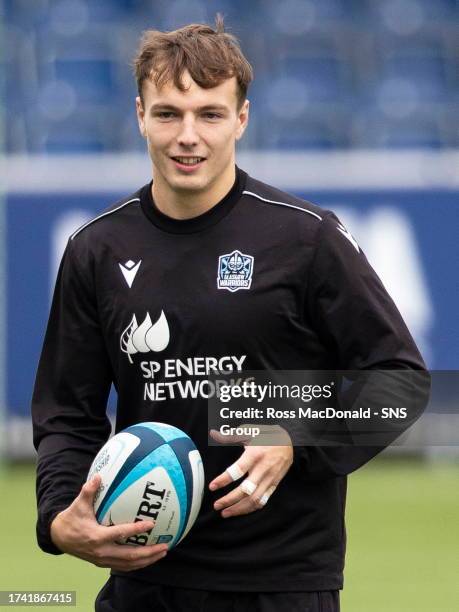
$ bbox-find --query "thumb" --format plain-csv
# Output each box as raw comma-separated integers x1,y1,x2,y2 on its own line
78,473,102,505
210,428,253,446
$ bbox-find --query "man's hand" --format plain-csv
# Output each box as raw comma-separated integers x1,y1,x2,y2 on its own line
50,475,168,572
208,426,293,517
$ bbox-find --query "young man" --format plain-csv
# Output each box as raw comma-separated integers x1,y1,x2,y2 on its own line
32,17,426,612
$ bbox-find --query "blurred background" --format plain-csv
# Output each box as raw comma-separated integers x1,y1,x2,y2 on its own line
0,0,458,610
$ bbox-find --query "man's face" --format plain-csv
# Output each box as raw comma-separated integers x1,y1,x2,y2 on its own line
136,72,249,198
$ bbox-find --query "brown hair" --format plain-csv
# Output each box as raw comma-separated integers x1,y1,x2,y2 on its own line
133,15,253,109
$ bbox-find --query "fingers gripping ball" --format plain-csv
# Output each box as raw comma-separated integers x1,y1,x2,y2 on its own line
87,422,205,548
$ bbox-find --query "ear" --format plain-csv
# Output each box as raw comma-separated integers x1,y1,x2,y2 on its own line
235,99,250,141
136,96,147,138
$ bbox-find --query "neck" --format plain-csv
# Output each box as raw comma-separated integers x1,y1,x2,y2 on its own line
151,164,236,220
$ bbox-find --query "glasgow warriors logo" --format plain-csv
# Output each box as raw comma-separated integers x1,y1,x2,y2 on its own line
217,250,254,292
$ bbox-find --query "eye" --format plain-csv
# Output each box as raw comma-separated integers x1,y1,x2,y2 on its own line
202,112,222,120
155,111,176,120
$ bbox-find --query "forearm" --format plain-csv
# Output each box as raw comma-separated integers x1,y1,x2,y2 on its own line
291,368,430,482
35,423,111,553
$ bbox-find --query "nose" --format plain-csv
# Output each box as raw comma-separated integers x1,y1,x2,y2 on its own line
177,115,199,148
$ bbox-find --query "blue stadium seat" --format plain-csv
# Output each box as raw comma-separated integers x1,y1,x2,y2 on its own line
352,112,445,149
4,0,49,27
379,123,444,148
308,0,349,21
161,0,208,30
41,114,116,153
117,113,147,151
372,0,458,32
408,0,458,20
85,0,141,22
378,56,450,103
274,56,350,103
53,59,116,104
270,0,351,36
44,132,106,154
257,110,349,149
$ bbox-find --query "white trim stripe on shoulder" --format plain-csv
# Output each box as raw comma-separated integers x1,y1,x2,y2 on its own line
70,197,140,240
242,190,322,221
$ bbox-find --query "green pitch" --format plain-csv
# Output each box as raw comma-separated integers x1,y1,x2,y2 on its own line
0,458,458,611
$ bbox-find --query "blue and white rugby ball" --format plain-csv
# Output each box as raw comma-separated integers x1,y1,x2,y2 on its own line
87,422,204,548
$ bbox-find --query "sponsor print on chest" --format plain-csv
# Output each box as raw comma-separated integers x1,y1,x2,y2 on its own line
119,307,247,402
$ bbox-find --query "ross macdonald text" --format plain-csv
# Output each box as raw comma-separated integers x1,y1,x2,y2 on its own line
218,406,408,420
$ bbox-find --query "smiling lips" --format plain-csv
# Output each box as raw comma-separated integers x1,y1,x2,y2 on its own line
171,156,206,171
172,156,205,164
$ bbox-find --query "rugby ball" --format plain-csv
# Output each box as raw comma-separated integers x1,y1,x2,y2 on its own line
87,422,204,548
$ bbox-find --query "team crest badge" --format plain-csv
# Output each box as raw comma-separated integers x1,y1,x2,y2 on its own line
217,249,254,292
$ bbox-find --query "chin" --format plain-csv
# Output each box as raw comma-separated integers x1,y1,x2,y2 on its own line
176,184,208,195
170,176,208,192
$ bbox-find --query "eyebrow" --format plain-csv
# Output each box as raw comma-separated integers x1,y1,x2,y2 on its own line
149,103,230,113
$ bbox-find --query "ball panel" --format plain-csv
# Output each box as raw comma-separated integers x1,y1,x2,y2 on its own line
177,449,204,544
95,425,166,522
102,467,181,546
89,432,141,515
167,437,197,532
136,421,189,444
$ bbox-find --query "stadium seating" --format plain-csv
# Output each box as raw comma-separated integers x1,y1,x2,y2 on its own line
3,0,458,152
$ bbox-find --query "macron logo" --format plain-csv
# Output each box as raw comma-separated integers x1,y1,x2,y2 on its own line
119,260,141,288
337,224,360,253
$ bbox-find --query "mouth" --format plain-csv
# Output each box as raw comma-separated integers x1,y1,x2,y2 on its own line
170,156,206,172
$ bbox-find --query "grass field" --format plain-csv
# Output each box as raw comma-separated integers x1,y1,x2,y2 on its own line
0,457,458,611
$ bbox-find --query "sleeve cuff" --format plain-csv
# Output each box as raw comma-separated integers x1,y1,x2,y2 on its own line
36,506,69,555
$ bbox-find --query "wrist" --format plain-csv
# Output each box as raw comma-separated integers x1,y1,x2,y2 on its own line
49,509,66,551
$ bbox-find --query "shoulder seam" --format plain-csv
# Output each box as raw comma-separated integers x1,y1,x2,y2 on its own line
70,197,140,240
242,190,322,221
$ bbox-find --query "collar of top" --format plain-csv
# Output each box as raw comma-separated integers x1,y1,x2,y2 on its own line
140,166,247,234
